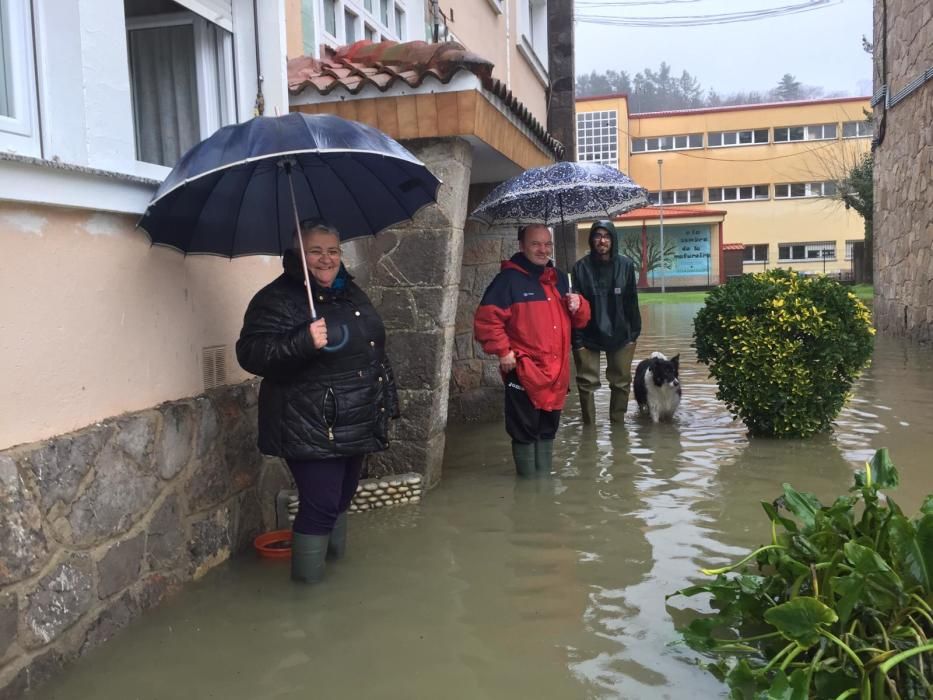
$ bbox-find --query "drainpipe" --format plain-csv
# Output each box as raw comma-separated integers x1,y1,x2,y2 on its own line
718,221,725,284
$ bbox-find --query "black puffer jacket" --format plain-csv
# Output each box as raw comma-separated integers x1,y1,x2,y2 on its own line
236,251,400,460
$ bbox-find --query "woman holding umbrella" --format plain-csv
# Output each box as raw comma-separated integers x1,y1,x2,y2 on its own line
236,221,400,584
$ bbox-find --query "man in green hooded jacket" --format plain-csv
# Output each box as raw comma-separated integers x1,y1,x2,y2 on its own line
571,220,641,424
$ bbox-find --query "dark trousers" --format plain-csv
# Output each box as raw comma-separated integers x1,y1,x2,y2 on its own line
286,456,364,535
504,371,562,444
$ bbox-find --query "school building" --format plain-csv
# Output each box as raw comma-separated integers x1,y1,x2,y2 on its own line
574,95,872,287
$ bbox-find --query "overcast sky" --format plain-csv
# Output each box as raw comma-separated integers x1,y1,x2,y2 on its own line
574,0,873,97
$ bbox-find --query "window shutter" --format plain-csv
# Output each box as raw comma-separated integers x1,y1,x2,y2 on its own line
174,0,233,32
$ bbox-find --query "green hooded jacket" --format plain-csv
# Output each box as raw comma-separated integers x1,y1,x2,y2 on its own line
571,220,641,352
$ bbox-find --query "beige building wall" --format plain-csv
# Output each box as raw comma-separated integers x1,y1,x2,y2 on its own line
0,202,282,450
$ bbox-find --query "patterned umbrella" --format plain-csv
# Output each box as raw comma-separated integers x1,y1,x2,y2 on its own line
469,161,648,227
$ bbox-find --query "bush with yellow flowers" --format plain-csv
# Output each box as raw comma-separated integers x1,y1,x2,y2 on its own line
693,269,874,437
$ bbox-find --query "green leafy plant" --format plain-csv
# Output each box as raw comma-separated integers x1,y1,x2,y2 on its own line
668,449,933,698
693,268,874,437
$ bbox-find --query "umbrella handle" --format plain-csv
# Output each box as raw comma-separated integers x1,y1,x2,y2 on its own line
321,323,350,353
282,160,318,319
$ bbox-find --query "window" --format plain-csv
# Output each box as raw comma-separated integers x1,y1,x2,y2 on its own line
324,0,337,36
774,123,837,142
519,0,547,68
380,0,389,26
647,189,704,205
845,240,863,260
708,185,769,202
0,0,40,157
364,24,376,41
576,110,618,167
343,9,358,42
743,244,769,263
707,129,768,147
843,121,871,138
774,181,836,199
632,133,702,152
394,6,404,39
364,0,373,12
126,2,236,167
778,242,836,262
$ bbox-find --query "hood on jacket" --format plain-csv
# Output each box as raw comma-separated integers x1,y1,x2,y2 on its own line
588,220,618,258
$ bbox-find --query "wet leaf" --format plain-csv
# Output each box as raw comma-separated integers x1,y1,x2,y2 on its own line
757,669,808,700
854,447,899,491
762,501,798,534
812,666,858,697
763,598,837,648
888,514,933,594
781,484,822,529
682,617,718,651
922,495,933,516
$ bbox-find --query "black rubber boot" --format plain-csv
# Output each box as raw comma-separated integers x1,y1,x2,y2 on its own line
327,513,348,560
511,441,537,478
535,439,554,475
291,532,329,584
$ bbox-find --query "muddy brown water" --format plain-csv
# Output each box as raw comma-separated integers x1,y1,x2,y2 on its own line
33,303,933,699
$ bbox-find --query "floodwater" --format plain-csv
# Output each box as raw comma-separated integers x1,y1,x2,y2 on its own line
33,303,933,699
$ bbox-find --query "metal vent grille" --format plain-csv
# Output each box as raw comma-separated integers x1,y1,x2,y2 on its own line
202,345,227,390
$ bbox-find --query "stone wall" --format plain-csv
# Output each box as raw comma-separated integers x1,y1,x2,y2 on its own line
872,0,933,341
0,382,289,698
447,184,519,424
362,137,472,488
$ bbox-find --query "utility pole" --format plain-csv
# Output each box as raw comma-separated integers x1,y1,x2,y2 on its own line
547,0,577,270
658,159,665,292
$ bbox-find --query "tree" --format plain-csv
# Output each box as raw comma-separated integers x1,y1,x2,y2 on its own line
774,73,802,101
619,231,676,278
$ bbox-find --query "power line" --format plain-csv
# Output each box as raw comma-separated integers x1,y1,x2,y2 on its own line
576,0,842,27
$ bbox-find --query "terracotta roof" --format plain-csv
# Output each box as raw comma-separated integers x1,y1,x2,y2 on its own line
722,243,746,251
630,96,871,119
288,40,563,158
613,206,727,221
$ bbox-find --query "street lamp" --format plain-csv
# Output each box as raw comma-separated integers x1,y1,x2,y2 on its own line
658,159,665,293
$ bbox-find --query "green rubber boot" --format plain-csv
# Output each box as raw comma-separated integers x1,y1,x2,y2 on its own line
579,390,597,425
511,441,537,478
291,532,329,584
535,439,554,475
327,513,348,560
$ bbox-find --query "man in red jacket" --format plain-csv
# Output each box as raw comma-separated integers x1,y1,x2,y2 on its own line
474,224,591,477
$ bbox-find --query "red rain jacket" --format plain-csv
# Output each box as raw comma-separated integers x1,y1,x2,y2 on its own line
474,254,591,411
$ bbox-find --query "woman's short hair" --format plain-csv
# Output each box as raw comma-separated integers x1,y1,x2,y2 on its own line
294,219,339,250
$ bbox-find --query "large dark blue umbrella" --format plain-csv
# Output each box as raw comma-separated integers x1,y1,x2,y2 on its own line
139,112,441,319
469,161,647,227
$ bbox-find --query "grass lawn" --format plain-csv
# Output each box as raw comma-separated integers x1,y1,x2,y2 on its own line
852,284,874,302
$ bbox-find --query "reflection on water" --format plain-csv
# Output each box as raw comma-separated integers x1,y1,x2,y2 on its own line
34,303,933,700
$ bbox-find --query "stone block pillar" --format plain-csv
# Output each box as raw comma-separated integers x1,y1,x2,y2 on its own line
362,137,472,488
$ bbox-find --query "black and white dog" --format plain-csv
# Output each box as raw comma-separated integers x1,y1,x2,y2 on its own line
633,352,681,422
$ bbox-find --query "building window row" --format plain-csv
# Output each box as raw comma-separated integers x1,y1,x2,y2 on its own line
774,181,837,199
744,241,842,264
708,184,770,202
646,188,704,205
622,120,869,155
576,110,618,166
631,133,703,152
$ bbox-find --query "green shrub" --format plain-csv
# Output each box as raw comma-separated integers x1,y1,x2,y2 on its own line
694,269,874,438
668,449,933,699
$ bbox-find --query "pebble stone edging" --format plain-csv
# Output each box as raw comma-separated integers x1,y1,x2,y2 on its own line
282,472,424,523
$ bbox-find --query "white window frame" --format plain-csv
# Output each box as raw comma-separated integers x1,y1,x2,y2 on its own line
743,244,769,263
576,110,618,167
393,5,405,39
343,8,359,43
774,123,837,143
707,128,769,148
126,12,237,164
647,188,704,205
0,0,41,157
708,185,770,202
845,240,861,260
842,121,871,138
774,181,836,199
517,0,548,85
778,241,836,262
632,133,703,153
